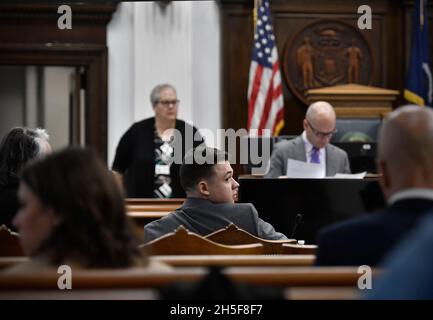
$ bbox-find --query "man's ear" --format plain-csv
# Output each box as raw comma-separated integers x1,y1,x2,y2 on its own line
303,119,308,131
378,160,390,194
197,180,211,197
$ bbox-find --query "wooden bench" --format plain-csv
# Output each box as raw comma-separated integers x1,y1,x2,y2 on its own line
140,226,264,255
1,254,315,271
205,223,299,254
0,266,379,289
0,266,379,288
281,243,317,255
126,198,184,238
126,198,184,217
0,257,29,270
0,225,24,257
151,254,315,267
0,264,378,300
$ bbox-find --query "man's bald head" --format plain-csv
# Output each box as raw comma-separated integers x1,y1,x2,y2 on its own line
378,105,433,197
303,101,336,149
305,101,336,123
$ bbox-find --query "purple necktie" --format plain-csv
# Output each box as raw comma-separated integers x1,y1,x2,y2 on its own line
310,147,320,164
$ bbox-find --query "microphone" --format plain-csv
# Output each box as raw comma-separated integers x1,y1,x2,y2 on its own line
290,213,304,239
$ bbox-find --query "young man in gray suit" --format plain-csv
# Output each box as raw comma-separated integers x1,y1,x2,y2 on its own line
144,146,288,242
265,101,350,178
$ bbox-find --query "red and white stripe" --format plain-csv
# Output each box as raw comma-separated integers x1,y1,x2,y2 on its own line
247,47,284,135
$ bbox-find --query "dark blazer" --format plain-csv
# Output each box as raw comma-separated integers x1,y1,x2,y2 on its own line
112,117,204,198
265,135,350,178
0,178,19,231
366,214,433,300
315,198,433,266
143,198,288,242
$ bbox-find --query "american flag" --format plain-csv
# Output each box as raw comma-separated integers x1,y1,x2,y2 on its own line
247,0,284,136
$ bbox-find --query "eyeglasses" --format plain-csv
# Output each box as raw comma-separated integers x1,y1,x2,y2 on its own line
307,120,337,138
157,99,180,107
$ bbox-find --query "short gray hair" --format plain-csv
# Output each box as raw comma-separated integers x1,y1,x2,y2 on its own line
33,128,50,158
150,84,177,107
0,127,50,184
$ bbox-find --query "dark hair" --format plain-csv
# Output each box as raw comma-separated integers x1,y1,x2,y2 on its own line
180,146,228,192
20,147,142,268
0,127,49,185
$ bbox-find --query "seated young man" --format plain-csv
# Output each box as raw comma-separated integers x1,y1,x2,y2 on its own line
144,146,288,242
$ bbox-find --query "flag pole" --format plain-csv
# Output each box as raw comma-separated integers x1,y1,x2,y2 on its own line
420,0,424,28
253,0,257,30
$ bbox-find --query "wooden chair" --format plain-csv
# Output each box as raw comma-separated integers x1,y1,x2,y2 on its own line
0,225,24,257
205,223,297,254
150,254,315,267
140,225,264,255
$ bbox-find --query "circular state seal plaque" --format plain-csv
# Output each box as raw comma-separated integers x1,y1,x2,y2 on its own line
283,20,374,104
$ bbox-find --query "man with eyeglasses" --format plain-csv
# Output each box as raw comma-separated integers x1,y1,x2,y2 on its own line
112,83,204,198
265,101,350,178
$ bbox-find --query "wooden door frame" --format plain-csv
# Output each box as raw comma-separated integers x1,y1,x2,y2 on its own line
0,43,108,161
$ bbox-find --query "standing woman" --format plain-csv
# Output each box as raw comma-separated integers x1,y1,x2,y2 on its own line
112,84,204,198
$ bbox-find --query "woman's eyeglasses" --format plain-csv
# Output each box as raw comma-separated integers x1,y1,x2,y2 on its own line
157,99,180,107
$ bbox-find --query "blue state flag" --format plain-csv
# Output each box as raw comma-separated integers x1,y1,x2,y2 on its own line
404,0,432,106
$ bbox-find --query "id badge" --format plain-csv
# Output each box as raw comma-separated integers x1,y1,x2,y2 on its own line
155,164,170,175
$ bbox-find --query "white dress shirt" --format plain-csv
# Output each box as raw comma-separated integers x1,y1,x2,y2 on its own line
388,188,433,205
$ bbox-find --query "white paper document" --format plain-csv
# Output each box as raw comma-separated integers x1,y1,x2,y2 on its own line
286,159,325,178
330,172,367,179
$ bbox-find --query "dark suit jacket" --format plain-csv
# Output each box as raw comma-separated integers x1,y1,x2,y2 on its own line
265,135,350,178
143,198,288,242
366,214,433,299
315,198,433,266
112,117,204,198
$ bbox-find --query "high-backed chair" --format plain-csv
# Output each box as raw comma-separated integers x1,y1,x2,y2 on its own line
0,225,24,257
205,223,297,254
140,225,264,255
331,117,382,143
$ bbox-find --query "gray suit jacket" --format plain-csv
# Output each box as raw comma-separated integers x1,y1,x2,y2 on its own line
143,198,288,242
265,135,351,178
